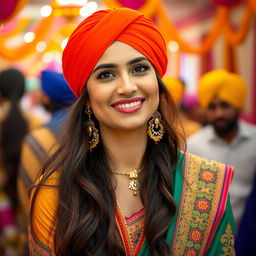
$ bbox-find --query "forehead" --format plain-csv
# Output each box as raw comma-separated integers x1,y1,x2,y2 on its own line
209,96,229,106
95,41,145,65
207,96,238,112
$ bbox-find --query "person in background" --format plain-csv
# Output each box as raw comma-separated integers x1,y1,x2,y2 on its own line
21,76,51,125
163,77,202,138
235,168,256,255
29,8,235,255
187,69,256,235
0,68,28,256
17,70,76,255
182,93,208,127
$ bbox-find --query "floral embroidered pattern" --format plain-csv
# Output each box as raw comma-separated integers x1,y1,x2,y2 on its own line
200,170,216,183
189,229,203,242
171,153,229,256
185,248,198,256
196,199,210,212
220,223,235,256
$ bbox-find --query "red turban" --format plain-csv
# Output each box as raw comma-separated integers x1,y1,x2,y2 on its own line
62,8,167,97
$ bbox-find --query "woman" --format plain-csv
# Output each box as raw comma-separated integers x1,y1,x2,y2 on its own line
29,8,235,256
0,68,29,209
0,68,28,255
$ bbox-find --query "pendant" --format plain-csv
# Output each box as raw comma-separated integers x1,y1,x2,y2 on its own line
127,170,140,196
128,179,139,196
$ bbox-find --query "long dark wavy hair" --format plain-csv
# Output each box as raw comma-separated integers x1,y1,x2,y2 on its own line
0,68,28,210
30,74,185,256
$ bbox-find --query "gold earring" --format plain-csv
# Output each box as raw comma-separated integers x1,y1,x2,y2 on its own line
148,111,165,144
86,106,99,152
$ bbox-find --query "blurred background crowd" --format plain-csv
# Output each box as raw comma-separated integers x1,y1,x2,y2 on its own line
0,0,255,255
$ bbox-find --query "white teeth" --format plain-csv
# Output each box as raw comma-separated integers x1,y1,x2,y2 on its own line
115,100,141,109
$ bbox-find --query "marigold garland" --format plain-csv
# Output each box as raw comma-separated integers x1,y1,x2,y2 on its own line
0,0,255,61
0,14,55,61
0,18,29,38
223,5,252,45
157,4,225,54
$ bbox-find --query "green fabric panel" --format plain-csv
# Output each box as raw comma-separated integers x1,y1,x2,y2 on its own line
138,151,185,255
206,196,235,256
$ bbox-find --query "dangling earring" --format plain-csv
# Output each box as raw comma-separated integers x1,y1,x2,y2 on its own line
86,105,99,152
148,110,165,144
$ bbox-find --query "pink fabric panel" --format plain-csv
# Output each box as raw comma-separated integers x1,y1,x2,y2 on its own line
211,0,240,6
0,207,15,229
0,0,18,20
119,0,146,9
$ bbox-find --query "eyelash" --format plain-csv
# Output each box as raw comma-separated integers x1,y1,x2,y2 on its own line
132,64,150,74
96,64,150,80
97,71,114,80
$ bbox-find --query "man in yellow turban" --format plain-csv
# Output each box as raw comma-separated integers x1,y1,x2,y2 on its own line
187,69,256,245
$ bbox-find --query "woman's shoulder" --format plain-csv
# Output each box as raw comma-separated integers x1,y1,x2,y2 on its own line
178,150,234,180
31,171,59,211
29,171,59,253
176,150,234,206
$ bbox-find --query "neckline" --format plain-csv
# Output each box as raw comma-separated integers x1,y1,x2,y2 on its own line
116,200,144,218
124,207,145,220
115,203,145,256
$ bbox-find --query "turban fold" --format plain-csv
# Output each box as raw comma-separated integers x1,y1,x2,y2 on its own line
62,8,167,97
198,69,247,109
41,70,76,105
163,77,184,104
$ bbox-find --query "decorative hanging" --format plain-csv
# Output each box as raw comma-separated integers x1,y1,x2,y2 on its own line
0,0,28,24
102,0,160,17
0,0,255,61
211,0,241,6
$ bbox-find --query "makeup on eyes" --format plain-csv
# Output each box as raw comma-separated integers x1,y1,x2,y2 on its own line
95,63,151,81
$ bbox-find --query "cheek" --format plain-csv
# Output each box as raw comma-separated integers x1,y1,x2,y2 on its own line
147,79,159,103
206,111,215,121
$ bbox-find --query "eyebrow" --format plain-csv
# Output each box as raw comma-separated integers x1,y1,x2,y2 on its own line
127,56,149,65
92,56,149,73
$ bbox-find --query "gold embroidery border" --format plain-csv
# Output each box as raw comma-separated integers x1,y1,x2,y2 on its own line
172,153,226,255
220,223,235,256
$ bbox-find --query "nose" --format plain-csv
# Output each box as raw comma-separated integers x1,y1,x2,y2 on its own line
117,74,137,95
214,106,225,119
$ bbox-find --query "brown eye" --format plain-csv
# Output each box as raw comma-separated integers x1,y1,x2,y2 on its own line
97,71,115,80
132,64,150,74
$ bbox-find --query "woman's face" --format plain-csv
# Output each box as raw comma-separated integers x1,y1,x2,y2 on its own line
86,41,159,132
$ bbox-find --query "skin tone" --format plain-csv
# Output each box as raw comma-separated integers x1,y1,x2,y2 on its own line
206,96,240,143
86,41,159,216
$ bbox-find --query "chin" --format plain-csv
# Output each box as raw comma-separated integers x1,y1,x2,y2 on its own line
214,125,232,134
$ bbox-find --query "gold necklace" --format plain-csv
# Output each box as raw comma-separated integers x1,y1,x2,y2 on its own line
112,169,141,196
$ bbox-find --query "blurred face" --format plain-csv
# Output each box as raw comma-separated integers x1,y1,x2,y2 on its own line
86,41,159,132
206,96,239,135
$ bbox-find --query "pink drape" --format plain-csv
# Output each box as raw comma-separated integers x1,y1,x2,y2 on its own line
211,0,241,6
119,0,146,9
1,0,18,20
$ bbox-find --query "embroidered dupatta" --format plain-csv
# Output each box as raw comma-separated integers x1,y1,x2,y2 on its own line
138,152,235,256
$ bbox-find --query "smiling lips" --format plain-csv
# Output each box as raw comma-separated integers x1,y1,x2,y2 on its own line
111,97,145,113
